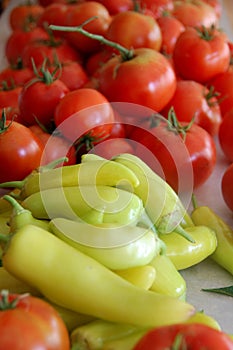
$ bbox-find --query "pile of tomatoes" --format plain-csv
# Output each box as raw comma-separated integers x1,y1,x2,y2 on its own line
0,0,233,207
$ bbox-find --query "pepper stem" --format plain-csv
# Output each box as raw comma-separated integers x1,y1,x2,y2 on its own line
49,17,135,61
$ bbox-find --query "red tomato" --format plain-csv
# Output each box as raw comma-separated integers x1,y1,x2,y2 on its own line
0,106,25,125
138,0,174,19
209,68,233,116
9,3,44,30
64,2,111,54
37,3,70,35
222,163,233,212
202,0,222,18
5,27,49,66
0,291,70,350
85,49,114,76
133,323,233,350
53,60,89,91
97,48,177,113
218,108,233,162
91,138,134,159
54,88,115,143
87,0,133,15
0,117,43,182
29,124,77,166
18,70,69,128
173,26,230,83
161,80,222,136
172,0,219,28
133,112,216,191
105,11,162,52
0,64,34,87
157,14,185,55
0,84,22,109
21,36,81,70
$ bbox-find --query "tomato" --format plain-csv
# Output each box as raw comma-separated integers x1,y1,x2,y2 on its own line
54,88,115,143
5,27,49,66
87,0,133,15
133,323,233,350
0,64,34,87
97,48,177,113
209,68,233,116
0,106,25,125
0,116,43,182
173,26,230,83
37,3,70,35
202,0,222,18
138,0,174,19
18,69,69,128
0,83,22,109
64,2,111,54
105,11,162,52
161,80,222,136
218,108,233,162
21,36,81,70
29,124,77,166
157,14,185,55
0,291,70,350
133,111,216,191
172,0,219,28
9,3,44,31
91,138,134,159
221,163,233,212
85,49,114,76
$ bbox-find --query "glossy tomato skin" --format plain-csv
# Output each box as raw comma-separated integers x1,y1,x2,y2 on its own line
172,0,219,28
0,120,43,182
218,109,233,162
54,88,115,143
0,65,34,87
157,15,185,55
0,85,22,109
133,323,233,350
139,0,174,19
105,11,162,52
173,26,230,83
86,0,133,15
97,48,177,113
0,293,70,350
209,69,233,116
64,2,111,54
18,77,69,128
134,119,216,191
53,60,89,91
161,80,222,136
221,163,233,212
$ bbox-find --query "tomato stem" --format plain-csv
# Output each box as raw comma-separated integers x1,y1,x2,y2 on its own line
0,290,25,310
49,17,135,61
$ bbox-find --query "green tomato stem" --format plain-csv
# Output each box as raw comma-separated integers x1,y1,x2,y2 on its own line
49,17,135,61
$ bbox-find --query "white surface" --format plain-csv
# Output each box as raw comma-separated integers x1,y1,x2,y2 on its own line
0,0,233,335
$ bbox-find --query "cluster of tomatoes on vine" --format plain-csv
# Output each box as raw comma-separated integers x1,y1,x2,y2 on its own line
0,0,233,211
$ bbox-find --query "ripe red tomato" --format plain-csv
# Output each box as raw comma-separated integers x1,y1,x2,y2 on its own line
0,83,22,109
161,80,222,136
221,163,233,212
173,26,230,83
54,88,115,143
218,108,233,162
29,124,77,166
87,0,133,15
0,291,70,350
53,60,89,91
0,64,34,87
18,70,69,128
105,11,162,52
172,0,219,28
209,68,233,116
133,323,233,350
97,48,177,113
0,117,43,182
157,14,185,55
138,0,174,19
9,3,44,31
5,27,49,66
64,2,111,54
133,112,216,191
91,138,134,159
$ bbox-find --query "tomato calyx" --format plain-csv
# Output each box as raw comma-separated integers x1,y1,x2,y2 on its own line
49,17,135,61
196,24,216,41
26,59,59,87
204,85,220,107
0,290,20,311
166,107,195,141
0,109,13,134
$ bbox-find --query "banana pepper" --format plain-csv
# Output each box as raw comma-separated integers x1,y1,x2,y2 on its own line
1,224,195,327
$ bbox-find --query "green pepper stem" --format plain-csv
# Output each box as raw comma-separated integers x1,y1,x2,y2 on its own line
49,17,135,61
173,224,195,243
3,195,26,215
